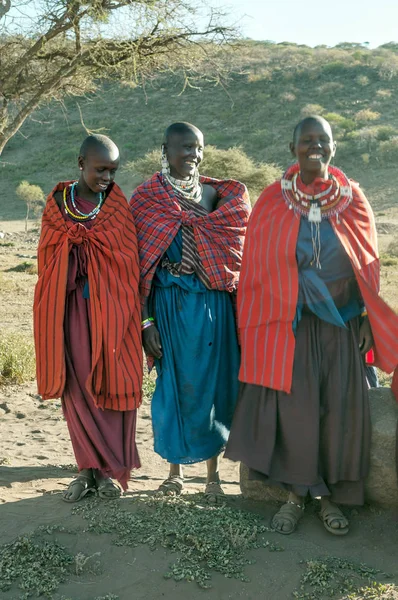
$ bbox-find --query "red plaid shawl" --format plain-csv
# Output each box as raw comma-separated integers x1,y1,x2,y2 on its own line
130,173,251,300
239,179,398,398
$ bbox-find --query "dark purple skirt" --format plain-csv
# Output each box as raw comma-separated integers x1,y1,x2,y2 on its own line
225,314,370,505
62,270,140,491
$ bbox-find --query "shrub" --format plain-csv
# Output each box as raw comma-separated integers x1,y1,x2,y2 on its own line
280,92,296,102
379,137,398,163
323,112,356,135
300,104,325,117
318,81,344,94
354,109,380,124
374,125,396,141
361,153,370,164
378,54,398,80
0,332,36,385
321,61,347,75
15,181,45,233
6,261,38,275
355,75,370,86
376,89,392,98
387,235,398,257
125,145,282,204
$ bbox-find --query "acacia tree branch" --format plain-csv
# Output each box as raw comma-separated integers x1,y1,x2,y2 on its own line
0,0,11,19
0,53,81,153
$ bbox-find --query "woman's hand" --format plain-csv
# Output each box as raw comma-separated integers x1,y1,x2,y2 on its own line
359,316,373,355
142,325,162,359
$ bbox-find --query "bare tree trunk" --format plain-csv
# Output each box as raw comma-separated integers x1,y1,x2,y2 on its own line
0,0,11,19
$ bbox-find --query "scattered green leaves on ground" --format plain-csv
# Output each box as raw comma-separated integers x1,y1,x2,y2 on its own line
72,495,272,588
0,534,74,597
293,556,396,600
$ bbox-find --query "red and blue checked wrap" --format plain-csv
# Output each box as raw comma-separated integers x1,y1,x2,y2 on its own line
130,173,251,301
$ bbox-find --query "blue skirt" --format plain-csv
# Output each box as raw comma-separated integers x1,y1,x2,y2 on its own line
151,265,240,464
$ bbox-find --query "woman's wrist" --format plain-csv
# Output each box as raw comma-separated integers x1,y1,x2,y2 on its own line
141,317,155,331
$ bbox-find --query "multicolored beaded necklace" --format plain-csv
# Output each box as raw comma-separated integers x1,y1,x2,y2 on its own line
63,182,104,221
281,163,352,223
281,163,352,270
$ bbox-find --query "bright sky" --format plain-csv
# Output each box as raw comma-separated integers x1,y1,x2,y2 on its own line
214,0,398,47
4,0,397,48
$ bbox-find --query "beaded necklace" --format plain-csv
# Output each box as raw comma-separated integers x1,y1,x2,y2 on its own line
63,182,104,221
281,163,352,270
281,163,352,223
163,171,203,203
161,147,202,203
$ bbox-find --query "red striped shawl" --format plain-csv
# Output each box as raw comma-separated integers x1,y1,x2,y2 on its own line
33,181,143,410
238,180,398,397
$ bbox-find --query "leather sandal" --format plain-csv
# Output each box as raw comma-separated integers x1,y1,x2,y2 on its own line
318,505,349,536
62,474,96,503
271,501,305,535
157,475,184,496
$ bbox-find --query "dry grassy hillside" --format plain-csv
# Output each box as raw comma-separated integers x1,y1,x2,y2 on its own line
1,41,398,219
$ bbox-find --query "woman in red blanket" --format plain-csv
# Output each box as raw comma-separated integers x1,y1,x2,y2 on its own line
131,122,250,501
34,135,143,502
225,116,398,535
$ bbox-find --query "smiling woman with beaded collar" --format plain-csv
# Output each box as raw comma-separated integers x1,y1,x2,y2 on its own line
225,116,398,536
130,122,250,502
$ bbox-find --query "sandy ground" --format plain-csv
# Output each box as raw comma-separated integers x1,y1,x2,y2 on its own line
1,216,398,599
1,383,398,600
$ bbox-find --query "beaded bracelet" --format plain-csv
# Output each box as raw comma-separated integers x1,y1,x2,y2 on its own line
142,321,154,331
141,317,154,327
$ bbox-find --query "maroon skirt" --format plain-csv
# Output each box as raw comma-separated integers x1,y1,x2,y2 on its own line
225,314,370,505
62,254,140,491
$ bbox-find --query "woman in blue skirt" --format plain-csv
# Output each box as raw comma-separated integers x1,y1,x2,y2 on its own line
130,122,250,500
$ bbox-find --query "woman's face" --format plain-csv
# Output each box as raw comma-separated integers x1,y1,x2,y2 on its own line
78,150,119,194
165,130,204,180
290,120,336,181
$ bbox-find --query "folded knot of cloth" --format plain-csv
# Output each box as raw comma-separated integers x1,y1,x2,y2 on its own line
180,211,196,226
67,222,88,245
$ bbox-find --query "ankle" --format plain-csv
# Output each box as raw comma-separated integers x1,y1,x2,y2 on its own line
169,465,183,478
288,492,304,508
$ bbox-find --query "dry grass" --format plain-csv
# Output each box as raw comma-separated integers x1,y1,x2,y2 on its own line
6,261,37,275
387,236,398,257
0,331,36,385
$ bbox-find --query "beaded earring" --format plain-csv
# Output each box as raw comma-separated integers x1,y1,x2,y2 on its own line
161,145,170,175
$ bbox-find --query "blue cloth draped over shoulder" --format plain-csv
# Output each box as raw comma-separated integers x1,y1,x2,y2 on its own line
150,229,240,464
294,219,364,332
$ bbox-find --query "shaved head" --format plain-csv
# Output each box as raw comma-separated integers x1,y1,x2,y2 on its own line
79,134,119,161
293,116,333,145
163,122,203,146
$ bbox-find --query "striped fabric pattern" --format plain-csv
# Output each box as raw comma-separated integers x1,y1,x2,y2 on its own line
34,181,143,411
130,173,251,300
176,196,210,287
238,179,398,396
